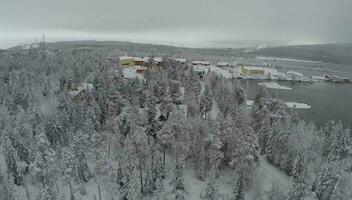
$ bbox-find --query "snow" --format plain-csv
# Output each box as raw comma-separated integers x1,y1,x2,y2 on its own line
258,82,292,90
209,65,233,79
154,57,163,62
246,100,311,109
193,61,210,66
69,83,93,96
285,102,311,109
256,56,322,64
217,61,230,66
175,58,187,63
311,75,328,81
119,56,135,60
286,71,303,77
121,68,144,79
247,156,291,199
134,57,150,62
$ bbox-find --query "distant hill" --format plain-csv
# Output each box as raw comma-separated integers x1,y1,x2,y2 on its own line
7,41,352,66
9,40,246,58
252,44,352,65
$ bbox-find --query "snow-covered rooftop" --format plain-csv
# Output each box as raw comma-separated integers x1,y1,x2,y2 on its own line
193,61,210,65
175,58,187,63
153,57,162,62
135,57,149,62
217,61,230,66
119,56,135,60
286,71,303,77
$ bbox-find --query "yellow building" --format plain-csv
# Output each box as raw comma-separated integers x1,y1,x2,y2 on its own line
119,56,135,68
240,66,265,76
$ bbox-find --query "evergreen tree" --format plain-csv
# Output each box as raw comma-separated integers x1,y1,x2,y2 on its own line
169,163,186,200
152,177,167,200
231,174,245,200
199,85,213,118
126,168,142,200
30,128,58,200
3,135,23,186
312,165,341,200
200,168,220,200
143,165,156,195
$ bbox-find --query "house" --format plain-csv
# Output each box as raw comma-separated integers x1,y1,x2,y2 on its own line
192,61,210,66
134,57,150,67
240,66,265,77
119,56,135,68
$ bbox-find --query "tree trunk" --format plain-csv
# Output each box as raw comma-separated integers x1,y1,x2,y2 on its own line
108,143,111,159
69,181,75,200
139,156,143,194
97,184,102,200
163,144,166,166
55,180,60,193
24,181,31,200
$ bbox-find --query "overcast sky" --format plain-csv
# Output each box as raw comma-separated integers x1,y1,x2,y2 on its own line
1,0,351,48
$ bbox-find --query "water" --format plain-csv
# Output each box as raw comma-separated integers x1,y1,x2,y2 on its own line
239,80,352,128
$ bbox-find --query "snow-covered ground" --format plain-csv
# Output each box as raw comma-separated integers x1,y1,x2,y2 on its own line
258,82,292,90
256,56,322,64
247,100,311,109
121,67,145,79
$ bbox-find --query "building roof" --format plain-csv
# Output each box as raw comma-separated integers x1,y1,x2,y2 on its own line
217,61,230,66
175,58,187,63
154,57,163,62
193,61,210,65
134,57,150,62
286,71,303,77
119,56,135,60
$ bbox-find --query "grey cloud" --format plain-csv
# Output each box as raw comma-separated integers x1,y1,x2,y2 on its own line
0,0,351,48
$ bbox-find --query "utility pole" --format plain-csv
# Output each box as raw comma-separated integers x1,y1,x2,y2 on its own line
42,34,45,52
42,34,46,58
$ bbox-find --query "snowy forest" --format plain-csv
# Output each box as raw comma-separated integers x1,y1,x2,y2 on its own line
0,46,352,200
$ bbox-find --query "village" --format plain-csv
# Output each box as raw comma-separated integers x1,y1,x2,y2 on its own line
68,55,317,118
115,55,348,83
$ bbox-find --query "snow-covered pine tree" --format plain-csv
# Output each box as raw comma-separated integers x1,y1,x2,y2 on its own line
152,177,167,200
199,85,213,118
233,86,246,106
169,80,182,104
251,85,269,133
231,174,245,200
169,163,185,194
200,168,220,200
126,167,142,200
312,165,341,200
30,128,58,200
145,90,157,141
143,165,155,195
3,135,23,186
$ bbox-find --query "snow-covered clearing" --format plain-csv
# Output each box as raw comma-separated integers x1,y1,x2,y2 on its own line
247,156,291,199
258,82,292,90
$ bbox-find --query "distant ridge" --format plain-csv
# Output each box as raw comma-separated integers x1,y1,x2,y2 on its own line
6,40,352,65
252,43,352,65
